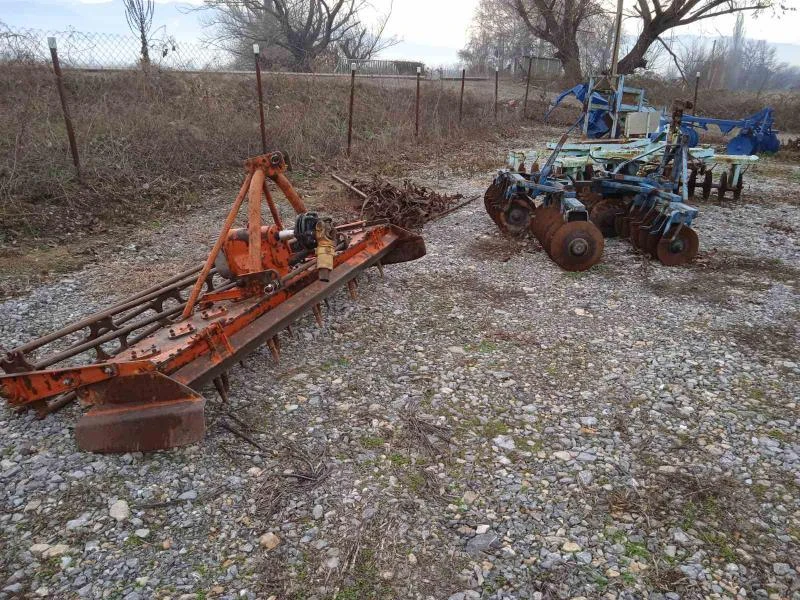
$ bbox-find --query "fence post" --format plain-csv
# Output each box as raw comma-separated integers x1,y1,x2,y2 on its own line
459,68,466,123
347,63,356,157
692,71,701,113
415,66,421,141
494,67,499,122
523,56,533,119
48,37,82,183
253,44,267,154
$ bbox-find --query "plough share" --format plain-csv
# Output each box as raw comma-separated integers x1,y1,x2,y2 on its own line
0,151,425,453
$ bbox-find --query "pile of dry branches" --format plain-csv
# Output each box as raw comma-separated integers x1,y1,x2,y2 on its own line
348,177,464,229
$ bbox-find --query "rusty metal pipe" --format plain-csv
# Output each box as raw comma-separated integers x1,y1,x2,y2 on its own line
181,173,254,320
263,180,283,230
271,172,307,214
13,266,207,355
48,37,81,182
248,168,266,272
34,305,185,370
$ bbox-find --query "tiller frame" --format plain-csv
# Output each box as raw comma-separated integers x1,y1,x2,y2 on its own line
0,151,425,453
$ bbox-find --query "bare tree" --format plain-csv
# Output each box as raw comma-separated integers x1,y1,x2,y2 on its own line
338,2,399,60
123,0,155,65
509,0,606,83
203,0,368,71
507,0,780,82
617,0,777,74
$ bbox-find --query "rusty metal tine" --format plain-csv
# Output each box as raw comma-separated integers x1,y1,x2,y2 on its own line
221,371,231,393
38,392,76,417
313,304,323,327
286,325,294,338
347,279,358,300
213,377,229,403
267,338,280,363
181,172,253,320
376,262,384,278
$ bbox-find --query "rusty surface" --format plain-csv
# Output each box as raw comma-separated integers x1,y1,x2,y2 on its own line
0,361,156,407
344,177,463,229
75,372,205,453
0,152,426,453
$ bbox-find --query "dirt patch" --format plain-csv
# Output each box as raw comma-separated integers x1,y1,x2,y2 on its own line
728,322,799,362
648,250,799,305
468,234,538,263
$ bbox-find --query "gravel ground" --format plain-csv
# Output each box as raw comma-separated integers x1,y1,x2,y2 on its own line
1,130,799,600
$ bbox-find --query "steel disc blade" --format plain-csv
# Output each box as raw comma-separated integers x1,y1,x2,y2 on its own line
589,200,618,238
727,134,755,156
656,226,700,266
645,230,662,258
549,221,605,272
484,183,507,231
613,213,625,236
542,213,566,256
531,206,556,240
637,215,657,250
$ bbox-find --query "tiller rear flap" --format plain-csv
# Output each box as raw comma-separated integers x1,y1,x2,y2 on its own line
0,151,425,453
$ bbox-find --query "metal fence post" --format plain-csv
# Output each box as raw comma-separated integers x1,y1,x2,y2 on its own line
692,71,701,113
459,68,465,123
415,66,421,141
253,44,267,154
347,63,356,156
494,67,499,122
48,37,82,182
523,56,533,118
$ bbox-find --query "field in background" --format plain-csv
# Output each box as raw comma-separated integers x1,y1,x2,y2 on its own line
0,65,513,246
1,62,798,257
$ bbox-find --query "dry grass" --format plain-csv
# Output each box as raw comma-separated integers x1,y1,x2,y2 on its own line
0,63,507,247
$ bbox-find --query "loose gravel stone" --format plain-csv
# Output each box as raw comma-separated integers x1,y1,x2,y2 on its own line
0,129,798,599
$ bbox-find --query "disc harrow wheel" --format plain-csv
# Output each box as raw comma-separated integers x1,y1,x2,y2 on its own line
637,214,658,250
484,183,507,231
531,205,559,241
548,221,605,271
656,226,699,266
717,171,728,203
702,171,713,200
733,174,744,201
589,199,619,238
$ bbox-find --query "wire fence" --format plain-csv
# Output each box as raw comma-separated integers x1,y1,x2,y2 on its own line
0,24,563,81
0,25,231,71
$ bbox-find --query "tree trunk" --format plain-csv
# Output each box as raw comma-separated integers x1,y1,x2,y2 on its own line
555,38,583,84
139,30,150,65
616,29,657,75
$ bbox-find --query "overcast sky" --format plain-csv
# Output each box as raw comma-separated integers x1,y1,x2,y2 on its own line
1,0,798,64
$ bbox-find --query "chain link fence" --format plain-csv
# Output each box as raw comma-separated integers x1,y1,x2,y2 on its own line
0,24,232,71
0,23,563,81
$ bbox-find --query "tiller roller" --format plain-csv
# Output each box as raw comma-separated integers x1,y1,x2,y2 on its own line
0,151,425,453
484,128,605,272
